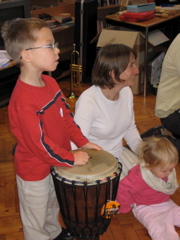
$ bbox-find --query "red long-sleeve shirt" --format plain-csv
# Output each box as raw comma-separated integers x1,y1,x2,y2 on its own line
116,164,170,213
8,75,88,181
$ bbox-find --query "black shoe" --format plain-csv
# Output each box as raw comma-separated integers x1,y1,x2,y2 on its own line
53,228,75,240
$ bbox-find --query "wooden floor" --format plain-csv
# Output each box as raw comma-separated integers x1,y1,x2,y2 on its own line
0,79,179,240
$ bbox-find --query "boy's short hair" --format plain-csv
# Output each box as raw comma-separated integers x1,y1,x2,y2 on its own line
1,17,48,64
139,136,178,168
92,44,137,89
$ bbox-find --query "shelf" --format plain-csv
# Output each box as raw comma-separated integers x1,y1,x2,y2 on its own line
30,3,75,17
51,23,74,33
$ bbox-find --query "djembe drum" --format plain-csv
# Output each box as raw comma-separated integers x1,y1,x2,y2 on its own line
51,149,122,240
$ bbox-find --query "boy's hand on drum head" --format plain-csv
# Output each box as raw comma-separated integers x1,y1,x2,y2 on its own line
82,142,102,151
73,151,90,165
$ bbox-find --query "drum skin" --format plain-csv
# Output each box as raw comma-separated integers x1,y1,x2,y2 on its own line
52,149,122,238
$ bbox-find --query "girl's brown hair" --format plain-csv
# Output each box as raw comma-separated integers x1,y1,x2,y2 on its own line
92,44,137,89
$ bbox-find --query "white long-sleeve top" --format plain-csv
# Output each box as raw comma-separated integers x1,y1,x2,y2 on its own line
73,85,141,159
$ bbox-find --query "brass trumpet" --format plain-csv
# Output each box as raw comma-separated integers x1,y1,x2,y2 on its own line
67,43,82,99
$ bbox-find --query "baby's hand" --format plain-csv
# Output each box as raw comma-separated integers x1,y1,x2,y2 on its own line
73,150,90,165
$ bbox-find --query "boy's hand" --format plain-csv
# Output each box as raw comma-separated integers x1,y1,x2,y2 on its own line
73,150,90,165
82,142,102,150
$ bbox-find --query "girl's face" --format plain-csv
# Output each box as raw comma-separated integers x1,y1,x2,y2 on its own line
28,27,60,72
119,53,139,87
150,164,176,179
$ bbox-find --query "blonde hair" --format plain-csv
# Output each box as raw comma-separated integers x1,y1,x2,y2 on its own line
1,17,48,64
139,137,178,168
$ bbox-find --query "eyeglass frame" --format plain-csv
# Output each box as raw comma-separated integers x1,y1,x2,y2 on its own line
25,42,59,51
19,42,59,60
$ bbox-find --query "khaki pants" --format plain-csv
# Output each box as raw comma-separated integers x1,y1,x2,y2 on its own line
16,174,61,240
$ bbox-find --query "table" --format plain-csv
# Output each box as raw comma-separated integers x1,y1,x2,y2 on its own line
105,13,180,97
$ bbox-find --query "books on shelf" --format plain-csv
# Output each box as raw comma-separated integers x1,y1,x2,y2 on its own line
54,15,73,24
45,16,74,31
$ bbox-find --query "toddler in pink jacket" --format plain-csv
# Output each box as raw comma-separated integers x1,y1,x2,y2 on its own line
116,137,180,240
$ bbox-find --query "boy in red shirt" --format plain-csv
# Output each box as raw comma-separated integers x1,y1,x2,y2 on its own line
1,17,101,240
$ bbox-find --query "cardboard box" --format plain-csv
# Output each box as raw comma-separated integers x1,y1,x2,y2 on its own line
97,28,169,94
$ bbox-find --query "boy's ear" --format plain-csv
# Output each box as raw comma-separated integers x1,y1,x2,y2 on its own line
21,49,32,62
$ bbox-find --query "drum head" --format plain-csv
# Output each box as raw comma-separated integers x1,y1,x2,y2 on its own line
54,149,118,183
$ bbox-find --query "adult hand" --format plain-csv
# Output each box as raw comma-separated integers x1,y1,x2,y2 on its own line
82,142,102,150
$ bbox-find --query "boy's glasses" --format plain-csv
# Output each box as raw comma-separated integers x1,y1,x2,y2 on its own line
19,42,59,60
25,42,59,51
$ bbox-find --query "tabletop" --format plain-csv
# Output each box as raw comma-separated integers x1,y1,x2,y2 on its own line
106,13,180,28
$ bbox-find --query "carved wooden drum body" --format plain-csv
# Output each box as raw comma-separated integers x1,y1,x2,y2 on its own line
52,149,122,238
